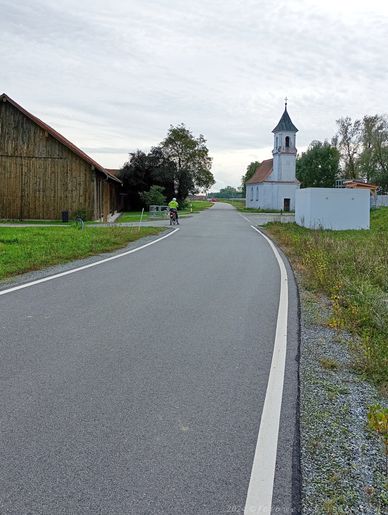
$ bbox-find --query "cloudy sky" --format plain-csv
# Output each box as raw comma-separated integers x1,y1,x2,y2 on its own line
1,0,388,189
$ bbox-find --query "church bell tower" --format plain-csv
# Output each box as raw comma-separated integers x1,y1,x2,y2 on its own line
272,99,298,182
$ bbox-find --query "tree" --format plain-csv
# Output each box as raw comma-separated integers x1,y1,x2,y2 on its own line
335,117,362,179
119,147,176,209
296,140,340,188
218,186,240,198
160,124,215,202
139,185,166,207
358,115,388,191
241,161,261,196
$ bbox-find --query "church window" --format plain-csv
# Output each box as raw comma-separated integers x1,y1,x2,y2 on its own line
256,186,259,201
285,136,290,148
250,186,253,201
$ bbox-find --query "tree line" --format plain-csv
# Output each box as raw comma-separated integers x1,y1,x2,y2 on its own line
118,124,215,209
242,114,388,192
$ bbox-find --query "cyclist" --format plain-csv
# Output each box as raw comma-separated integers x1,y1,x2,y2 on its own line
168,197,179,225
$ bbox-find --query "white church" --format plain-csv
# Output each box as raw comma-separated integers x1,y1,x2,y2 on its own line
245,101,300,211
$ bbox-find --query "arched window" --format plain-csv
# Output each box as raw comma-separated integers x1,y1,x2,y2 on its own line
256,186,259,201
285,136,290,148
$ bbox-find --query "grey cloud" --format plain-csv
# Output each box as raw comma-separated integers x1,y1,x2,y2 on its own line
1,0,388,186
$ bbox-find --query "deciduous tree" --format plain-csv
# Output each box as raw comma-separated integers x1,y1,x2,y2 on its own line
335,117,362,179
160,124,215,202
296,141,340,188
241,161,261,196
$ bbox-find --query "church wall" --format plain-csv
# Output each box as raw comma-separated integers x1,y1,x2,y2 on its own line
278,154,297,182
245,183,299,210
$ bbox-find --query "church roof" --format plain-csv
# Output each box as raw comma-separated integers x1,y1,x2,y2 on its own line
272,106,298,133
246,159,273,184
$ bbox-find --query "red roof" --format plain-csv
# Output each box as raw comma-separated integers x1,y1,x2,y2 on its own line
0,93,121,184
246,159,273,184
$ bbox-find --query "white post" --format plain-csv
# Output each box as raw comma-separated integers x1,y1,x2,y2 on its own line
138,208,144,232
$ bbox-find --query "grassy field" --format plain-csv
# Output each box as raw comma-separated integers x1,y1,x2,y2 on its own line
0,226,165,280
266,208,388,386
116,211,150,223
116,200,213,222
183,200,213,213
219,199,285,213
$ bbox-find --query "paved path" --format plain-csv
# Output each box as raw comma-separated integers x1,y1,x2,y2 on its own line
0,203,299,514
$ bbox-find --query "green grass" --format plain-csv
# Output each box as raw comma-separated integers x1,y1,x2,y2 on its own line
116,211,151,223
0,219,64,225
219,199,287,213
266,207,388,386
0,226,165,280
182,200,213,213
117,201,213,222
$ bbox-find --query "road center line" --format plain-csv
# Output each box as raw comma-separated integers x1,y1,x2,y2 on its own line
244,225,289,514
0,228,179,297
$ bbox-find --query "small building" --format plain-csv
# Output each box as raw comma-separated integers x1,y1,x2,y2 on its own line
295,188,370,230
0,93,122,220
344,180,378,195
246,101,300,211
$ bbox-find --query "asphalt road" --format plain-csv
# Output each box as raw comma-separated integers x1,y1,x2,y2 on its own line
0,203,300,514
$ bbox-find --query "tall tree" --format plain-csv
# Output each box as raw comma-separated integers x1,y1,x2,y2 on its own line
296,140,340,188
359,114,388,190
241,161,261,196
119,147,175,209
160,124,215,202
335,116,362,179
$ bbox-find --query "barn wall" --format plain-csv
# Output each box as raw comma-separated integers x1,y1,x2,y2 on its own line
0,100,97,219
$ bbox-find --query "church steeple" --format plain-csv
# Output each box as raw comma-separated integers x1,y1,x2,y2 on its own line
272,99,298,133
272,99,298,158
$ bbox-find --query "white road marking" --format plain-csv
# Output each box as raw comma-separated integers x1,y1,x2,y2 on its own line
244,225,289,514
241,215,251,223
0,228,179,297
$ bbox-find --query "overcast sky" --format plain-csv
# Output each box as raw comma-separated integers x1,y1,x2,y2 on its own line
2,0,388,189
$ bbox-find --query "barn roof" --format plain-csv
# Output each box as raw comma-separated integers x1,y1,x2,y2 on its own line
0,93,121,184
246,159,273,184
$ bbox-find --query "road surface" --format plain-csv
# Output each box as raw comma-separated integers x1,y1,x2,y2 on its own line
0,203,300,514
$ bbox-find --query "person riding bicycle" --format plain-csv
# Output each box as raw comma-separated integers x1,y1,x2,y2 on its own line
168,198,179,225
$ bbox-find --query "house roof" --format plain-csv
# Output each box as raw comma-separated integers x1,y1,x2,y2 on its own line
246,159,273,184
272,105,298,133
0,93,121,184
344,180,378,191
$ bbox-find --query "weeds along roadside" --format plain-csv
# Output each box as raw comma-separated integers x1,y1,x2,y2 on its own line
266,207,388,389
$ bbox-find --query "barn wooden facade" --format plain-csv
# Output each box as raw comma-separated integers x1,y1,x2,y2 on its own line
0,93,122,220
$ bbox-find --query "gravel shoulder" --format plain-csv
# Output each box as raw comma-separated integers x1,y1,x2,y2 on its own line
299,286,387,513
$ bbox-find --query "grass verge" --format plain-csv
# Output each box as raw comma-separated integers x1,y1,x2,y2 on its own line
0,226,165,280
266,207,388,387
116,211,150,223
182,200,213,213
117,200,213,222
219,199,286,213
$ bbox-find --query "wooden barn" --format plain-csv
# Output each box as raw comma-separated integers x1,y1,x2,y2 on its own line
0,93,122,220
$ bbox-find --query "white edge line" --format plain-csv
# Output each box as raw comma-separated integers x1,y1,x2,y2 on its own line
0,228,180,296
244,225,289,514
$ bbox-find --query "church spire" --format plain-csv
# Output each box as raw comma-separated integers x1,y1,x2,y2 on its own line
272,100,298,133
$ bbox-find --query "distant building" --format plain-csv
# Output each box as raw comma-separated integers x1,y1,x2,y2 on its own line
245,101,300,211
0,93,122,220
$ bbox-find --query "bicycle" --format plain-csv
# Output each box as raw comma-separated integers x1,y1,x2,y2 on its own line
169,209,178,226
